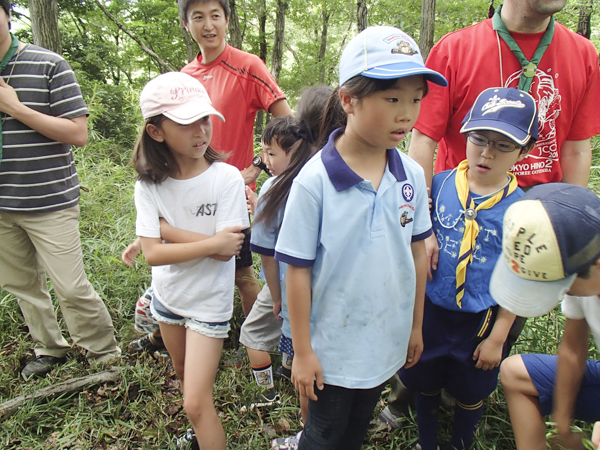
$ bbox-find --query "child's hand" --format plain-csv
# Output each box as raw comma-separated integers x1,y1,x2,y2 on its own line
428,186,433,212
425,234,439,281
273,299,282,320
404,327,424,369
121,238,141,267
212,226,245,257
292,351,324,401
592,421,600,449
246,186,257,216
473,337,503,370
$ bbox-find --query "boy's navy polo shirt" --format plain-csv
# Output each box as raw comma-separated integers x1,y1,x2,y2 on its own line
274,130,432,389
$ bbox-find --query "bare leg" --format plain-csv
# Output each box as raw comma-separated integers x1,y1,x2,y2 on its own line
500,355,547,450
235,265,260,316
157,322,186,382
183,329,225,450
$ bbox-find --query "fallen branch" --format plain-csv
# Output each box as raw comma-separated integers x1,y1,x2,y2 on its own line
0,367,121,421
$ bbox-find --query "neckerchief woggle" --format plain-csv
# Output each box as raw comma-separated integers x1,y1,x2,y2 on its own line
492,4,554,92
0,33,19,165
454,160,518,308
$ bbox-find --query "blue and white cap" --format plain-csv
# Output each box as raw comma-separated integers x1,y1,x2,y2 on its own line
461,87,538,146
338,26,447,87
490,183,600,317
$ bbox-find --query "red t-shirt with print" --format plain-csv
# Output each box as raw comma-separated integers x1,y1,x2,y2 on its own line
415,19,600,187
182,44,286,178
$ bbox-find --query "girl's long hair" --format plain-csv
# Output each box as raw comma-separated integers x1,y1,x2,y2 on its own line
255,116,316,227
131,114,227,183
318,75,429,148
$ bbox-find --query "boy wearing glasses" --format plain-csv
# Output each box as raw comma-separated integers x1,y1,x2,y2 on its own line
399,87,537,450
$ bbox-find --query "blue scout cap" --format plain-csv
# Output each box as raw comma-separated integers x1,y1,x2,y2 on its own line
490,183,600,317
461,87,538,146
338,26,447,87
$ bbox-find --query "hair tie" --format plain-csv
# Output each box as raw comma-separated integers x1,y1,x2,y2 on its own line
291,120,315,144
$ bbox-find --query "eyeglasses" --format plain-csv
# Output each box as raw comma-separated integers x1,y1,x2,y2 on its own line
466,133,521,153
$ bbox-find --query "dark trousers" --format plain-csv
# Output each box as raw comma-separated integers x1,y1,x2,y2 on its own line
299,382,386,450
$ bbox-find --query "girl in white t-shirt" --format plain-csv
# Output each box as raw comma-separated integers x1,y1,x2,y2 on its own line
131,72,248,450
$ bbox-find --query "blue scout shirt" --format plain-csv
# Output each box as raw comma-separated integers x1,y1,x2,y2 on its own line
427,169,524,313
274,129,432,389
250,176,291,338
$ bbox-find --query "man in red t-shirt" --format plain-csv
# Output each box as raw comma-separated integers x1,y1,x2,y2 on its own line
380,0,600,429
126,0,292,359
178,0,292,319
408,0,600,191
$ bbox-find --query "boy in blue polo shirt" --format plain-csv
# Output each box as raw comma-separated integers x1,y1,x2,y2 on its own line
399,87,538,450
272,26,447,449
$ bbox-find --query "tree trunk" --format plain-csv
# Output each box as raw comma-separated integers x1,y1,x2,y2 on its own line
356,0,367,32
271,0,288,81
577,0,593,39
419,0,436,60
254,0,268,137
228,0,243,49
257,0,267,62
180,18,196,62
29,0,62,54
318,10,331,83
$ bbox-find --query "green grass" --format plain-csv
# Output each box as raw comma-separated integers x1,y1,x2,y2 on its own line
1,136,599,449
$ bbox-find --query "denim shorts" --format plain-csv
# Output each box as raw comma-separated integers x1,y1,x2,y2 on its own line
150,293,230,339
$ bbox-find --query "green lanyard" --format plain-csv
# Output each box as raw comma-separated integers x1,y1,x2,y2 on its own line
0,33,20,165
492,4,554,92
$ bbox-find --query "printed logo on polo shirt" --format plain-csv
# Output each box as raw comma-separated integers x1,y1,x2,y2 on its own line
400,211,414,228
402,183,414,202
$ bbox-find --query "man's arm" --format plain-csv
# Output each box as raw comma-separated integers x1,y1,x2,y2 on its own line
553,317,590,448
560,139,592,187
407,129,439,190
268,99,293,117
0,78,88,147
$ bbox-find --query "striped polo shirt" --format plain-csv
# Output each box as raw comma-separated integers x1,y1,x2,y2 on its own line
0,44,88,213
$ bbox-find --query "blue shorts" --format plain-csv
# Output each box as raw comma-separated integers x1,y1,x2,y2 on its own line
399,296,505,405
278,333,294,357
522,353,600,422
150,294,230,339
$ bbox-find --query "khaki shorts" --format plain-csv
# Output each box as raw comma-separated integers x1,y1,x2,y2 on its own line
239,284,282,351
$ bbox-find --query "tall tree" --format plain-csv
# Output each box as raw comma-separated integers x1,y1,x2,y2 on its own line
357,0,367,32
257,0,268,61
272,0,288,81
29,0,62,54
318,9,331,83
577,0,593,39
419,0,435,59
228,0,243,49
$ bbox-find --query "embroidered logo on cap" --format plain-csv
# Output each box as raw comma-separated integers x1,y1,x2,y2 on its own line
482,95,526,115
391,40,418,56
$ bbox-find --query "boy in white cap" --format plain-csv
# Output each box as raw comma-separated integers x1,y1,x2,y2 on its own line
493,183,600,449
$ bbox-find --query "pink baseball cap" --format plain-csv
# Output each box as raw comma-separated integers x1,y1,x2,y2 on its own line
140,72,225,124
